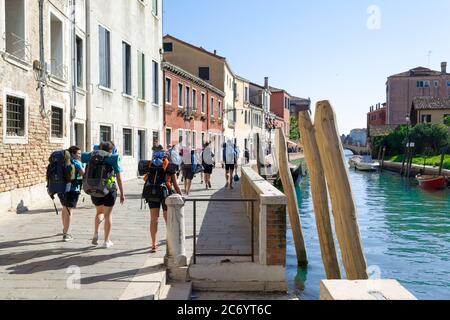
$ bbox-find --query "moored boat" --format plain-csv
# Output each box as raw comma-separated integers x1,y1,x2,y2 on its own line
349,155,380,172
416,175,448,190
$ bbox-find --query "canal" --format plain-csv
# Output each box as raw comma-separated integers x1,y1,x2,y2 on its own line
287,154,450,300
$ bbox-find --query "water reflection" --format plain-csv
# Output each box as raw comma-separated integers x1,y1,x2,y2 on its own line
287,159,450,300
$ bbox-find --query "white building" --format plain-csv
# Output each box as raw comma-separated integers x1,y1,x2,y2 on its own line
86,0,164,179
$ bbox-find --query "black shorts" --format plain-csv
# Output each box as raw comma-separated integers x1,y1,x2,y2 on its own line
91,191,117,207
148,199,167,211
225,164,235,172
183,165,194,180
203,164,213,174
58,192,80,209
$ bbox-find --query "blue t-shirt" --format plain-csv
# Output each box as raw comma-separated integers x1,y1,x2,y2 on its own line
71,159,85,193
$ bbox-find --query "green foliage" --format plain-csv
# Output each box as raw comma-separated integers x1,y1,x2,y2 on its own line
444,116,450,127
389,155,450,170
377,124,449,156
290,116,300,141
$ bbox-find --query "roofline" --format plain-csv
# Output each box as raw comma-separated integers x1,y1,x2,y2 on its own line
162,61,225,97
164,34,226,60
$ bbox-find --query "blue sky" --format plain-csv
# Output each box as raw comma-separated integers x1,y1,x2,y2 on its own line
163,0,450,134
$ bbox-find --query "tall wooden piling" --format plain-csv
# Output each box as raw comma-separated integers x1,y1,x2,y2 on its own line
297,111,341,279
275,128,308,267
314,101,368,280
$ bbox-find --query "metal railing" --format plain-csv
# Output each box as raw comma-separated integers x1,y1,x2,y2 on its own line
49,59,68,82
185,198,257,264
3,32,32,64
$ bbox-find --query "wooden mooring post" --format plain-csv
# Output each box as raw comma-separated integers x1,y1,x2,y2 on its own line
314,101,368,280
297,111,341,279
275,128,308,267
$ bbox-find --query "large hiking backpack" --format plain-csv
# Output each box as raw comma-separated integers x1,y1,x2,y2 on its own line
142,153,170,203
47,150,74,196
83,150,114,198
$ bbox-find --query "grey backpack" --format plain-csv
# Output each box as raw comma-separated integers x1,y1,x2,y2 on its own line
83,150,114,198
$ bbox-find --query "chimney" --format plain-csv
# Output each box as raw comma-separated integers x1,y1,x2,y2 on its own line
264,77,269,89
214,50,217,55
441,61,447,74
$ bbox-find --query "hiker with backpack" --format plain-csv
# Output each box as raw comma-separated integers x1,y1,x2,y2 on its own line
141,145,181,253
47,146,85,242
223,140,239,190
201,142,215,190
82,141,125,248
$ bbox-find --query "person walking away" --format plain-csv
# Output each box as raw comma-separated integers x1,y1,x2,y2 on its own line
181,145,195,195
223,140,238,189
244,147,250,165
82,141,125,248
47,146,85,242
202,142,215,189
143,147,182,252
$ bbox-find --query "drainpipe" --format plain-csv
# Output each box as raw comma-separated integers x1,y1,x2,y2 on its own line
70,0,77,146
38,0,46,118
85,0,92,150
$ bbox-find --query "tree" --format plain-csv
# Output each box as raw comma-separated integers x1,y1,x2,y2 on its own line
290,116,300,141
444,116,450,127
409,123,449,154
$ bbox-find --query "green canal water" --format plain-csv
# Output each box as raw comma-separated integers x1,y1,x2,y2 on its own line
287,155,450,300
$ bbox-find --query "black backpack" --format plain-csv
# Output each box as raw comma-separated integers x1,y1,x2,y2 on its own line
142,158,169,203
83,150,114,198
47,150,75,196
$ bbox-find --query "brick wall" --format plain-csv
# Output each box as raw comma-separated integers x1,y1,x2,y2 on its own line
266,204,287,266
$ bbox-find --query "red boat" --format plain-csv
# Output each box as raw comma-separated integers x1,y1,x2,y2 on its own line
416,175,448,190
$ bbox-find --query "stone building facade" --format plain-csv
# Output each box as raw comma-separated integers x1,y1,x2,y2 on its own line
0,0,80,212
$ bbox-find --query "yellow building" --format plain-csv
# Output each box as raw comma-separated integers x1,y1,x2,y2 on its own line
411,97,450,125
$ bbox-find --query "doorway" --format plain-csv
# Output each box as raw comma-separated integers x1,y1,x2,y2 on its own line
137,130,146,162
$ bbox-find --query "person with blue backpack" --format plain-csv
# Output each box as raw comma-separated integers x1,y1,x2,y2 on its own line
140,145,181,253
82,141,125,248
47,146,85,242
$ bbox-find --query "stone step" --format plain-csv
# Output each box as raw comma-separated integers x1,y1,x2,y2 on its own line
159,281,193,300
119,258,167,300
188,260,287,293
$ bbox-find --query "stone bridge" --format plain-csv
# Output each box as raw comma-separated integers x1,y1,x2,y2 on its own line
342,144,371,155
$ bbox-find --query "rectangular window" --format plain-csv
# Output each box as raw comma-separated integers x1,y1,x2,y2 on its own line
199,67,210,81
201,93,206,113
123,128,132,156
202,133,205,146
50,13,64,79
186,87,190,113
186,131,191,147
421,114,432,123
434,81,439,88
447,81,450,87
178,130,183,144
152,0,158,16
244,87,249,102
417,80,430,88
178,84,183,107
163,42,173,52
218,101,222,119
210,97,215,118
6,95,25,137
122,42,132,95
165,78,172,103
166,128,172,147
100,125,112,143
51,106,64,138
137,51,145,100
76,36,83,87
153,131,159,148
5,0,26,61
152,60,159,104
245,110,248,124
192,132,196,150
192,89,197,111
99,25,111,88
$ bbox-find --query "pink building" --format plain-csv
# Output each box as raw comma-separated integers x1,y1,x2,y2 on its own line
386,62,450,125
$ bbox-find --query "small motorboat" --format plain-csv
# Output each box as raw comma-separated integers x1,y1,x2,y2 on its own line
349,155,380,172
416,175,448,190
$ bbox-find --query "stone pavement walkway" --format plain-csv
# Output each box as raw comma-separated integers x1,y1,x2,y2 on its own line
0,167,253,300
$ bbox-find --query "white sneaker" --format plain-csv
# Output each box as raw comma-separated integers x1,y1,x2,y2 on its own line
102,240,114,249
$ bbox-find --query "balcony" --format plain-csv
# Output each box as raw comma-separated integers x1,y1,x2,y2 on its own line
49,60,69,83
2,32,32,65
